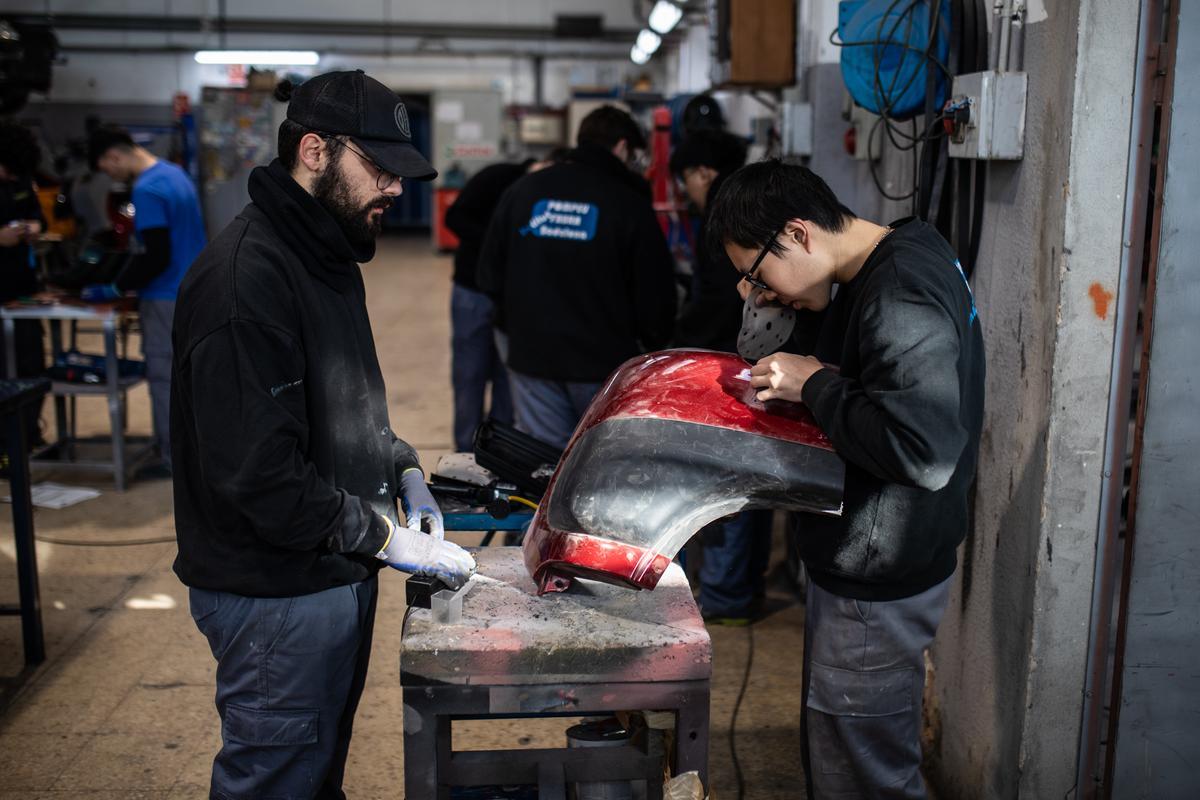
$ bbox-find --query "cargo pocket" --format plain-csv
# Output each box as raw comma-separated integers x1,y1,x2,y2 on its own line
224,704,320,747
806,663,914,776
218,705,320,798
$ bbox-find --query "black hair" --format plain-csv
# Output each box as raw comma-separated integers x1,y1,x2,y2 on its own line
0,119,41,178
275,80,345,171
576,105,646,152
669,129,747,178
86,124,136,171
706,159,857,258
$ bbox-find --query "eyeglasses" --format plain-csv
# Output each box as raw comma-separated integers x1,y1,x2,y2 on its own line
324,135,401,192
742,226,784,291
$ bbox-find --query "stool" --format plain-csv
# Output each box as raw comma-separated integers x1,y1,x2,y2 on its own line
401,547,712,799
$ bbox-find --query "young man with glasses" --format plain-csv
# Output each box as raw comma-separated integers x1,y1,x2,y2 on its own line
172,70,475,798
708,160,985,799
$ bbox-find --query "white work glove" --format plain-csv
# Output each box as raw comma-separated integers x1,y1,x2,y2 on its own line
375,516,476,589
399,468,445,539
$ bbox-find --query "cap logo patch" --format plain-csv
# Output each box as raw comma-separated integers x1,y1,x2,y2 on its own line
394,103,411,139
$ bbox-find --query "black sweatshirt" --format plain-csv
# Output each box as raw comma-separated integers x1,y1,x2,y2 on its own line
798,218,985,601
0,178,45,301
674,176,743,352
476,145,677,383
445,161,530,291
171,160,419,598
115,227,171,291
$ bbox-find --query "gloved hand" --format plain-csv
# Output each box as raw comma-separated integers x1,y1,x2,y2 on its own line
375,516,476,589
400,468,445,540
81,283,123,303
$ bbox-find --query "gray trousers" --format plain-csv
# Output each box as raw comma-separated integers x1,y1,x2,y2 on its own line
139,299,174,466
189,577,379,800
801,575,952,799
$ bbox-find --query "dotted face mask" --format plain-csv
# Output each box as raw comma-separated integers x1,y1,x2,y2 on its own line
737,285,796,362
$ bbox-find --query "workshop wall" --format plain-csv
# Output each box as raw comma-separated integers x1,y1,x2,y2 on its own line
36,50,650,109
662,0,1139,795
839,2,1139,797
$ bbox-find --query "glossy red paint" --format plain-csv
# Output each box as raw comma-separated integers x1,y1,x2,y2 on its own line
524,350,837,595
577,350,833,449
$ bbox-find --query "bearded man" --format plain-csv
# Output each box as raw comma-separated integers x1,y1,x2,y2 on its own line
171,70,475,798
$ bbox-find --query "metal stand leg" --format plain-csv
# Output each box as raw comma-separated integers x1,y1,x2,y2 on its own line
538,760,567,800
2,318,15,379
6,407,44,665
104,319,126,491
674,682,711,788
403,690,451,800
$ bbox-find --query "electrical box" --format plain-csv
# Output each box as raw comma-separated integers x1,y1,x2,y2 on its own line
946,71,1028,160
781,101,813,157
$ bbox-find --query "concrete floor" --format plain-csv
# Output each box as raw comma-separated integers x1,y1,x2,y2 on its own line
0,235,808,798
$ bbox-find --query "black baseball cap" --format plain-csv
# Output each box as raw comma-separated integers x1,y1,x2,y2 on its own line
286,70,437,181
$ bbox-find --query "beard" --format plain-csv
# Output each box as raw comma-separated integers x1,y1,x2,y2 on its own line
312,156,393,251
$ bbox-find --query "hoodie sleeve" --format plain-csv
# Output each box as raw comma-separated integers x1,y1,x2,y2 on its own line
475,190,512,300
800,283,968,491
629,202,678,352
183,318,390,556
391,434,421,475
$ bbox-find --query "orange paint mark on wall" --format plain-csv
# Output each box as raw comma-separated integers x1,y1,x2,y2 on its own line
1089,282,1114,320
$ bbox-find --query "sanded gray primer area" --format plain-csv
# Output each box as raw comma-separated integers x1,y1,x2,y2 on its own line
400,548,711,686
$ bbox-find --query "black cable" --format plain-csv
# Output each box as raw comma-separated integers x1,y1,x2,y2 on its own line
729,624,755,800
868,117,918,201
34,534,176,546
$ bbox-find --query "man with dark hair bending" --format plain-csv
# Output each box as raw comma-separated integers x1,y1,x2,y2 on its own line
708,159,985,799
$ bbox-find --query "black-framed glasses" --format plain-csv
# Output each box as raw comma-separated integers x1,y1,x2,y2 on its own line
742,226,784,291
323,135,401,192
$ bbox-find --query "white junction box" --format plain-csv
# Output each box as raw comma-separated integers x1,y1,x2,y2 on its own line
947,71,1028,160
781,101,814,157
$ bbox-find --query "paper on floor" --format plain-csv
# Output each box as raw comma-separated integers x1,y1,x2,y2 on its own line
2,481,102,509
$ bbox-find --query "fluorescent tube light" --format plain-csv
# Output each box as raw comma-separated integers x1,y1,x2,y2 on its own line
194,50,320,66
648,1,683,35
636,29,662,55
630,45,651,65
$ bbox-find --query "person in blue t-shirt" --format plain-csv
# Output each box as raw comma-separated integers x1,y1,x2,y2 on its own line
85,126,207,475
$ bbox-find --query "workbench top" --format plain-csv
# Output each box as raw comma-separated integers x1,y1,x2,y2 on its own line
400,547,711,686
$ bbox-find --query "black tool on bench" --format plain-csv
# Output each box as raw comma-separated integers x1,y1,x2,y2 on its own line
471,419,562,502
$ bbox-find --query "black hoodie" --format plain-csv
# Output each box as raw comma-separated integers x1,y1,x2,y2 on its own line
476,144,677,383
171,160,417,598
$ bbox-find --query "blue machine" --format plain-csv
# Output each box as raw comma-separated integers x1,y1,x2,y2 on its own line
838,0,951,119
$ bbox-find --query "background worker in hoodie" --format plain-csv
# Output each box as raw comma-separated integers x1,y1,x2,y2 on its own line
476,106,677,448
708,160,985,799
668,129,774,626
443,151,562,452
171,71,475,799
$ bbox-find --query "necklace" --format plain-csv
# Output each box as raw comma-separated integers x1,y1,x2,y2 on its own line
870,225,893,253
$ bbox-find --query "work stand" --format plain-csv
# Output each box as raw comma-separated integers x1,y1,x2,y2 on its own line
401,547,712,799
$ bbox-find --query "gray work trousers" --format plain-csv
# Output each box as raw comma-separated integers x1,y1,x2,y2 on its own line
139,299,174,467
189,577,379,800
801,575,952,799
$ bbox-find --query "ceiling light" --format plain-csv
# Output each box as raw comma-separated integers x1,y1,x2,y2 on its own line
648,1,684,35
194,50,320,66
636,29,662,55
630,45,651,65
